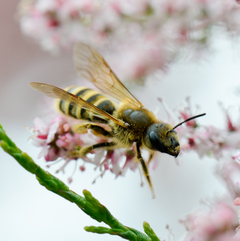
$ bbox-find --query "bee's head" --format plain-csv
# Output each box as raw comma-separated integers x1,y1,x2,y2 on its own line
143,122,180,157
143,113,206,157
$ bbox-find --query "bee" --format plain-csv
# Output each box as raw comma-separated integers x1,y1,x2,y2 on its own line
30,43,205,197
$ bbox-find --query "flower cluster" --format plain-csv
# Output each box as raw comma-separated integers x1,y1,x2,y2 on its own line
157,97,240,204
31,115,136,182
178,104,240,160
160,98,240,162
180,200,239,241
31,116,83,161
18,0,240,80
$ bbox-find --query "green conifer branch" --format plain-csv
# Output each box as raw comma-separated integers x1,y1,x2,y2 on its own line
0,123,160,241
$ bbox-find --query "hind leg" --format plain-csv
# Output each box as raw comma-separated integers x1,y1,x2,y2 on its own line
68,141,116,158
72,123,112,138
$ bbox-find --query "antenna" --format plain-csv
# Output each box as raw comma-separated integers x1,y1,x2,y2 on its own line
172,113,206,130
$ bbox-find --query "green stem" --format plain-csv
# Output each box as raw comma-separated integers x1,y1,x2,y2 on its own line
0,123,160,241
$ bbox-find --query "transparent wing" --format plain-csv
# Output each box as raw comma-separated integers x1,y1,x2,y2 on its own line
73,42,144,108
29,82,126,127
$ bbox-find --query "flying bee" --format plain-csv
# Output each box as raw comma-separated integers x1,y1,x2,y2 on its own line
30,42,205,197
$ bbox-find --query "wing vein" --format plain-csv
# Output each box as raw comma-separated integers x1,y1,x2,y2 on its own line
73,42,144,108
29,82,126,127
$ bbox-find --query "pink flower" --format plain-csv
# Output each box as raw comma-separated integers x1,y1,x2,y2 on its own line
220,104,240,132
216,157,240,199
181,201,238,241
45,146,59,162
31,116,83,161
179,97,199,128
234,197,240,206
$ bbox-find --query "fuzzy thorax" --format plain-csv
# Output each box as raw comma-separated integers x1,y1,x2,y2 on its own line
109,102,158,148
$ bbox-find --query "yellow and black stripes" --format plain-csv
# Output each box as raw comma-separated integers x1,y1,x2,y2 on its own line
55,86,116,123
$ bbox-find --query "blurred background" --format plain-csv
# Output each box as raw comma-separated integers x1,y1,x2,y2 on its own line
1,1,240,241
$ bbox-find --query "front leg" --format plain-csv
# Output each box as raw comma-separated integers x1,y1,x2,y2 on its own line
147,151,155,165
136,142,155,198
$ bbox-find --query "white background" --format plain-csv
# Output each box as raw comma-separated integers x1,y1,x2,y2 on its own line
1,1,240,241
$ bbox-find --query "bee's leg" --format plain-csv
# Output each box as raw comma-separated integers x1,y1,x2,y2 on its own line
68,142,116,158
147,152,155,165
72,123,112,137
136,143,155,198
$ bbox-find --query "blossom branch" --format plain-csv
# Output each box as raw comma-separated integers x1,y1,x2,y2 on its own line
30,116,137,183
18,0,240,80
0,123,159,241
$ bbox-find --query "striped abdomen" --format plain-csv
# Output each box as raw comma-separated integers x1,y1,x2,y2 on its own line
55,86,116,123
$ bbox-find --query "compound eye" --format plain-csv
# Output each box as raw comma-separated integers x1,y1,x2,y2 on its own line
149,131,158,149
149,131,167,153
170,136,179,148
